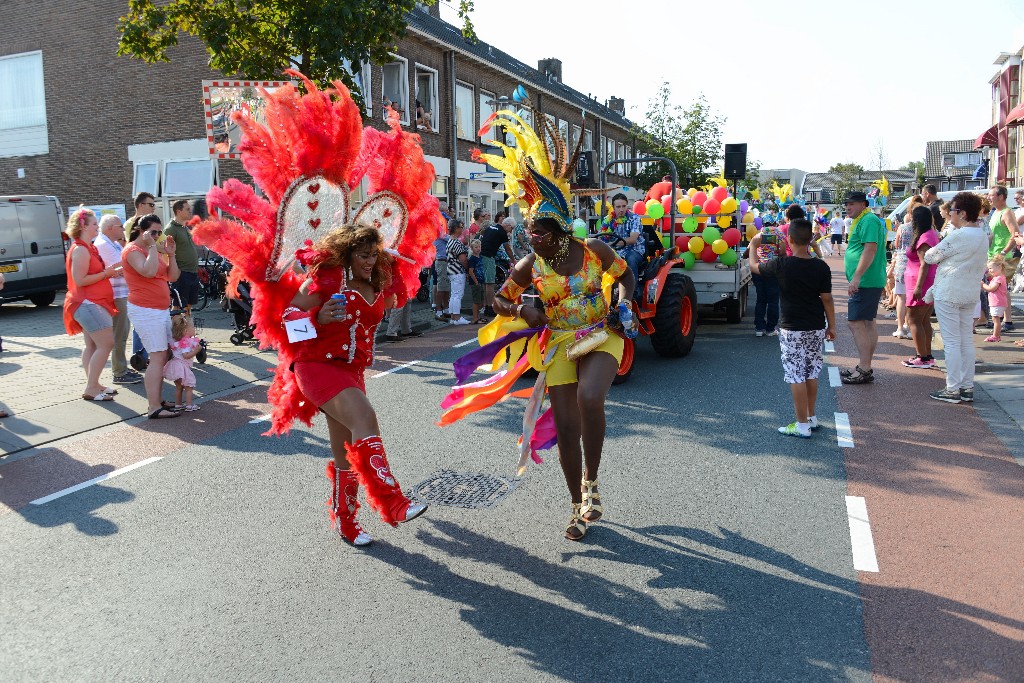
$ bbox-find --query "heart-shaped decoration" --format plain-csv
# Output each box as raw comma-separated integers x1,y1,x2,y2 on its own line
308,182,321,194
352,191,408,250
307,200,319,211
267,175,351,281
309,218,321,228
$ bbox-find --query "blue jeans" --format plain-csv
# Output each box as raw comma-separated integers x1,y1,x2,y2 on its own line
752,273,779,332
622,250,645,281
132,330,149,362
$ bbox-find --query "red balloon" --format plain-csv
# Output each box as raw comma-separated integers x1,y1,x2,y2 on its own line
723,227,741,247
660,216,672,231
675,235,690,252
692,191,708,206
703,198,721,215
661,197,671,213
700,244,718,263
710,186,729,202
633,200,647,215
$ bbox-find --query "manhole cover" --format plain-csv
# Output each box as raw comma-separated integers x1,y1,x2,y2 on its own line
409,469,520,509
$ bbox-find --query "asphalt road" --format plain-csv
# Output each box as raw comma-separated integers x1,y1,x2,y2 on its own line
2,315,872,682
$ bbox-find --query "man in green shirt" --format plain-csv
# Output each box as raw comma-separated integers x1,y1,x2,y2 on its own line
841,191,887,384
164,199,200,313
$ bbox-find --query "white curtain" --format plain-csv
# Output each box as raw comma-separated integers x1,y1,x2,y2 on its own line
0,52,46,130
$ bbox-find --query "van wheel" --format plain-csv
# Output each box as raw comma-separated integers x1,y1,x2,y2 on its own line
29,292,56,307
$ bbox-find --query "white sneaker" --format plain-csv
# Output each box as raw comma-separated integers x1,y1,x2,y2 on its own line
892,329,903,337
766,329,779,337
755,330,765,337
449,317,470,325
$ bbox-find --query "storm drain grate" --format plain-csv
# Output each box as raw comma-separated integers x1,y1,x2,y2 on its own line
409,469,520,509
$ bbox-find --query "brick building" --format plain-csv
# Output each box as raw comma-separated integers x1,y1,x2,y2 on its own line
0,2,637,226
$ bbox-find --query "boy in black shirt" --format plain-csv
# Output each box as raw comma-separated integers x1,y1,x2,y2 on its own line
748,219,836,438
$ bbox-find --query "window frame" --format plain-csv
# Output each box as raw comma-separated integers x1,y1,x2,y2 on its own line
413,63,439,133
161,158,216,197
346,61,373,117
583,129,593,151
133,161,160,197
455,80,475,141
478,89,496,142
381,56,410,125
0,50,46,131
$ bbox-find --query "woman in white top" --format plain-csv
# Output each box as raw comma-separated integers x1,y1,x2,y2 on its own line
923,192,989,404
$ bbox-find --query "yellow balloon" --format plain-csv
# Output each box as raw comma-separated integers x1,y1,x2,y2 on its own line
594,200,605,215
712,239,729,255
687,187,698,198
688,236,705,254
746,224,758,240
741,211,754,224
640,216,654,225
717,216,733,228
721,197,738,214
677,198,693,214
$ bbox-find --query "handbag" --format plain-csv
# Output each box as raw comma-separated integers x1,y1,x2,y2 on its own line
565,325,609,361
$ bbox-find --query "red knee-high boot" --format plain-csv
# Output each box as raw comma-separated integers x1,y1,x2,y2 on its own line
344,435,427,527
325,461,372,546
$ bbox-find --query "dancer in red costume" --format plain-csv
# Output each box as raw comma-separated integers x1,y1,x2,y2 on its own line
194,73,441,547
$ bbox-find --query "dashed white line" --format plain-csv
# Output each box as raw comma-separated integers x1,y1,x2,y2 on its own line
454,338,478,348
834,412,854,448
371,360,421,378
824,341,835,353
30,457,163,505
845,495,880,572
828,366,841,387
249,414,271,424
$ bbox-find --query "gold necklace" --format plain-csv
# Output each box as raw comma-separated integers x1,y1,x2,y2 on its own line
544,235,571,269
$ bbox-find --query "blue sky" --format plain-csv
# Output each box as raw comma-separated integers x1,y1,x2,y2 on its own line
441,0,1024,172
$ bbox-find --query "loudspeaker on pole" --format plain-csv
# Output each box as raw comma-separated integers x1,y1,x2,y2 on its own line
724,143,747,180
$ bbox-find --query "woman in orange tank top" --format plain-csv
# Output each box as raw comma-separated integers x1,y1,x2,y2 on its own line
63,207,121,401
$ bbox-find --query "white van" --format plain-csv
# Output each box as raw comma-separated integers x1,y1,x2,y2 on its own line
887,187,1023,225
0,195,67,306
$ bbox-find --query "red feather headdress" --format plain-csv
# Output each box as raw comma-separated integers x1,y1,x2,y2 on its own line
193,71,443,433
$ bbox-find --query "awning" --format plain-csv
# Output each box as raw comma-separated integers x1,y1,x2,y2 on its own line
1007,102,1024,127
975,124,998,148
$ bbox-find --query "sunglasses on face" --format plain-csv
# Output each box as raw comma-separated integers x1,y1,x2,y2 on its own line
148,230,162,237
950,208,963,214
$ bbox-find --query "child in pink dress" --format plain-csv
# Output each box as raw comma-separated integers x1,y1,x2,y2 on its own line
982,256,1010,342
164,315,201,411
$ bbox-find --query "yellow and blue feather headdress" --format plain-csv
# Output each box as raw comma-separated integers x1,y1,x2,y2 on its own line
473,85,584,232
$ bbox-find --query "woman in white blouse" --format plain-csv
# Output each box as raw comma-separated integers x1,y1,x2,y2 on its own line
923,192,989,404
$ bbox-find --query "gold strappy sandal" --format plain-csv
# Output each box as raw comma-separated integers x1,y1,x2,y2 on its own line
565,503,587,541
581,478,603,523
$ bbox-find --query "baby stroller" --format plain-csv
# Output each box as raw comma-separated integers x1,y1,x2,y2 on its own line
225,279,256,345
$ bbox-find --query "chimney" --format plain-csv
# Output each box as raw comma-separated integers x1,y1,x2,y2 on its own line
423,2,441,18
608,96,625,115
538,58,562,83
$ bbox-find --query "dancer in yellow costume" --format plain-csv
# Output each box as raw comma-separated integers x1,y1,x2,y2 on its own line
439,85,637,540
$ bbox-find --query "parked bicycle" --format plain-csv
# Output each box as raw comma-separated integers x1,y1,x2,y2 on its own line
193,250,229,312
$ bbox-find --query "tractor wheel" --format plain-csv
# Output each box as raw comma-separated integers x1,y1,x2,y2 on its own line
650,272,697,358
612,337,634,385
725,284,748,324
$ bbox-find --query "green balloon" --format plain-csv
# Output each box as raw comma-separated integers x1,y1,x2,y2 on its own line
683,217,697,233
702,226,721,243
648,203,665,220
681,251,696,269
691,205,702,215
719,248,737,266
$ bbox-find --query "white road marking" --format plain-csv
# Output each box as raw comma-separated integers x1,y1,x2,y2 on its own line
454,338,478,348
30,457,163,505
824,341,835,353
371,360,421,378
845,496,880,572
249,414,271,424
828,366,841,387
834,412,854,448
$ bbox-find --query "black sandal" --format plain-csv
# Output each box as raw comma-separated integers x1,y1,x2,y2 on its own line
841,367,874,384
148,407,181,419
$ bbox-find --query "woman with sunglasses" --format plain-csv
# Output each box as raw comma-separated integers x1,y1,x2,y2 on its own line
923,193,989,403
123,214,181,419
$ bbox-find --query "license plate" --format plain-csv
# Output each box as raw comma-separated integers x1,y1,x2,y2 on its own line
0,264,18,273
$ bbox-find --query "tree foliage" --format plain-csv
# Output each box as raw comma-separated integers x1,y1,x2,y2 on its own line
117,0,475,105
828,162,865,175
829,162,864,205
902,160,925,186
634,83,725,191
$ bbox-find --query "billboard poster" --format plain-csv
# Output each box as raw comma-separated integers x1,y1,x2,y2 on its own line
202,80,292,159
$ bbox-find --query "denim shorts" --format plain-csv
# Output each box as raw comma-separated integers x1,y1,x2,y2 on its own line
848,287,884,321
73,301,113,333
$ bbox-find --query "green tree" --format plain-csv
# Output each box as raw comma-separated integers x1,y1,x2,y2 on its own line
902,160,925,186
828,162,865,205
634,83,725,190
117,0,475,106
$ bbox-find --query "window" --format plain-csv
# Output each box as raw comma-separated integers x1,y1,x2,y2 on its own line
521,108,534,129
625,146,632,175
600,135,607,170
965,179,982,190
583,129,593,151
616,142,625,174
571,125,581,150
455,81,474,140
414,65,438,133
479,89,496,142
347,61,373,116
542,113,557,149
942,152,982,167
558,119,569,145
432,177,449,198
163,159,215,196
0,51,48,157
940,180,955,192
134,162,159,196
381,57,409,124
606,138,616,173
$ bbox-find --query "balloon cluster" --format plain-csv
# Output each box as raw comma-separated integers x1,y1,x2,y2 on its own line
674,225,742,268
